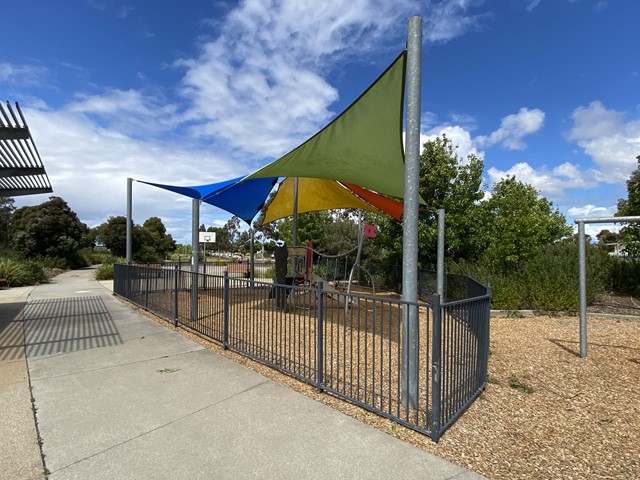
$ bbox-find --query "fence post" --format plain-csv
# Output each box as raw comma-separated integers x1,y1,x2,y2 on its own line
316,282,324,392
431,293,442,441
173,265,179,327
145,263,150,309
223,271,229,350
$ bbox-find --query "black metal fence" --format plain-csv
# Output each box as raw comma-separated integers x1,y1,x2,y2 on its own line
113,263,491,441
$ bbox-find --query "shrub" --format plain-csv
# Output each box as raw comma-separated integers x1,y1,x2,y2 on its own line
0,257,47,286
94,263,114,280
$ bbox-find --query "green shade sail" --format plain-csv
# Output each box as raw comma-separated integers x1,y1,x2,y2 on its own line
246,52,407,199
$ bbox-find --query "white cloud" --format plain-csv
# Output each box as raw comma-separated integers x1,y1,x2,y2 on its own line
567,204,616,219
477,107,545,150
487,161,599,197
568,101,640,182
0,63,48,86
422,124,485,162
176,0,493,157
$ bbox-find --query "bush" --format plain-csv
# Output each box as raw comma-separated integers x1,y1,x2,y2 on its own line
94,263,114,280
0,257,47,287
609,257,640,296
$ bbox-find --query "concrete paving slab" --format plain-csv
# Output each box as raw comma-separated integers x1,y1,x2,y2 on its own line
0,382,44,480
27,330,204,380
48,378,480,480
34,348,268,473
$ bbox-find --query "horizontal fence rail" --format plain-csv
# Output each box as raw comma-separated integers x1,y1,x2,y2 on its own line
113,263,490,441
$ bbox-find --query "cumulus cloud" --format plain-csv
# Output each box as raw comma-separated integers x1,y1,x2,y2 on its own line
487,161,599,197
477,107,545,150
177,0,492,157
422,124,485,163
568,101,640,182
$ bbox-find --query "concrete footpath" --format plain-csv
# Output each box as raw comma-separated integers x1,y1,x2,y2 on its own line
0,267,486,480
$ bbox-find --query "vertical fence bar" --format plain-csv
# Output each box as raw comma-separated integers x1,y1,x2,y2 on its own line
173,265,179,326
431,293,442,440
144,263,150,309
223,271,229,350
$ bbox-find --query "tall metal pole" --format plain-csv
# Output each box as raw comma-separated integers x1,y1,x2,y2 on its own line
436,209,445,298
250,228,255,287
401,15,422,410
191,199,200,322
577,220,587,357
292,177,299,276
574,215,640,358
126,178,133,264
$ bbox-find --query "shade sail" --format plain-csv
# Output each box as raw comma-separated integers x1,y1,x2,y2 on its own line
259,177,405,225
245,52,407,199
138,176,278,224
260,177,387,225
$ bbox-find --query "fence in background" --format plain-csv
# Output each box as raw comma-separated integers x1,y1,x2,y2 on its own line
113,263,490,441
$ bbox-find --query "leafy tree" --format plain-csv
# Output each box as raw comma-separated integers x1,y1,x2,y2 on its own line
9,196,90,267
95,215,175,262
616,155,640,257
374,134,486,268
277,211,330,248
480,177,572,273
140,217,176,259
0,196,15,249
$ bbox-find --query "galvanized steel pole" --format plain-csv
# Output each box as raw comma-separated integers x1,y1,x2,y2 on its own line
401,16,422,410
574,215,640,358
577,220,587,357
191,198,199,322
436,209,445,297
126,178,133,264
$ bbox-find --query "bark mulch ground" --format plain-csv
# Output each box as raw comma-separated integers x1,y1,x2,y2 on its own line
126,295,639,480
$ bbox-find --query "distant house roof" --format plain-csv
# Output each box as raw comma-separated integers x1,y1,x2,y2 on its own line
0,101,52,197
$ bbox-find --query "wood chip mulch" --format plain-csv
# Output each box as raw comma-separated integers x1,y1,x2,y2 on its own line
127,296,639,480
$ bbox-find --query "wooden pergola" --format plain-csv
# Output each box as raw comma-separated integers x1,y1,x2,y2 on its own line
0,101,52,197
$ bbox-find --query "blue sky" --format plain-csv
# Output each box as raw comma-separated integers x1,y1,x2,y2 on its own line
2,0,639,242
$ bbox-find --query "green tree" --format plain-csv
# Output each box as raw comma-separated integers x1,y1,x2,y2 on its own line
616,155,640,257
9,196,90,267
140,217,176,259
481,177,572,273
374,134,486,268
95,216,129,257
0,196,15,249
95,216,175,262
277,211,330,248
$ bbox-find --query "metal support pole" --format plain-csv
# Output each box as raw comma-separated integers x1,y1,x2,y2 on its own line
223,271,229,350
401,15,422,410
292,177,299,277
173,265,179,327
431,292,442,440
250,228,255,288
190,199,199,322
436,209,445,298
126,178,133,264
577,221,587,358
316,281,325,392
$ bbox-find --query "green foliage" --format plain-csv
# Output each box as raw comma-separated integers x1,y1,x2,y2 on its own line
480,177,572,273
0,197,15,248
94,263,115,280
277,211,330,248
609,258,640,296
95,215,175,263
375,134,486,268
616,155,640,257
9,197,90,268
0,257,47,287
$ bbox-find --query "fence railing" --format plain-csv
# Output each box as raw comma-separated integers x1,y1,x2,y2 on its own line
113,263,490,441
